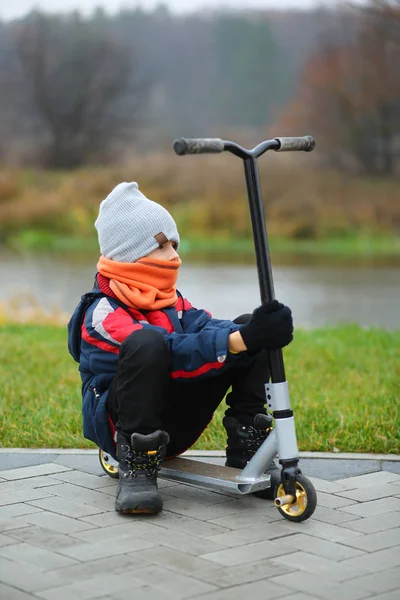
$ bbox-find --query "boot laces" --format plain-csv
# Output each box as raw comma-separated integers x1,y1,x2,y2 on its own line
241,425,269,456
122,446,163,478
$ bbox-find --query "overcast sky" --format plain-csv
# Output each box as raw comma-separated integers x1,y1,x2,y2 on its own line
0,0,362,21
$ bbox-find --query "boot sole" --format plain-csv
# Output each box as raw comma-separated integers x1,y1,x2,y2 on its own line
119,507,161,514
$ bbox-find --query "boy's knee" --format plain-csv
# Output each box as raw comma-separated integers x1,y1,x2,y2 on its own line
233,313,251,325
120,329,169,362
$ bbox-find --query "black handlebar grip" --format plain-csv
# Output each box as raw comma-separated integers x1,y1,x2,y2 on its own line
173,138,224,156
274,136,316,152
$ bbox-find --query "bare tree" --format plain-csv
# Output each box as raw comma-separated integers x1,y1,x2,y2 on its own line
276,0,400,176
11,12,142,168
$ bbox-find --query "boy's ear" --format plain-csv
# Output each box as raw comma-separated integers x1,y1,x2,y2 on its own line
154,232,168,246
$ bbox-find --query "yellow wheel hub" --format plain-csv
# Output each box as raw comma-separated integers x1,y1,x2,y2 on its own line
275,481,308,517
99,450,118,475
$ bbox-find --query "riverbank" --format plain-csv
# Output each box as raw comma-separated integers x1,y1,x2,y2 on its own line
1,323,399,454
5,232,400,266
1,161,399,262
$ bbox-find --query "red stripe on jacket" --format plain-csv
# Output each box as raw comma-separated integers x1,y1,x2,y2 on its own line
176,296,193,312
82,324,120,354
146,310,174,333
102,307,143,344
170,359,225,379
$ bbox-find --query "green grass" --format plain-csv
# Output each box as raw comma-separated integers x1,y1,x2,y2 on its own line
8,230,400,264
0,324,399,453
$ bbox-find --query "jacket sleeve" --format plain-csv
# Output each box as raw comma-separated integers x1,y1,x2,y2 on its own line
82,296,241,381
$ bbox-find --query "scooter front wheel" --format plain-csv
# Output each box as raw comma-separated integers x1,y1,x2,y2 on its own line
99,449,119,479
274,474,317,522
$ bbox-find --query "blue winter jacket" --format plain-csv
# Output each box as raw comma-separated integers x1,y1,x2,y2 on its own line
68,277,242,458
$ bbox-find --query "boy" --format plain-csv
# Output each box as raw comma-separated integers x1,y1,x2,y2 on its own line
69,181,293,514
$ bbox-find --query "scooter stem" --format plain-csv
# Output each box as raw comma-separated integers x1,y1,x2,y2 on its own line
243,156,286,383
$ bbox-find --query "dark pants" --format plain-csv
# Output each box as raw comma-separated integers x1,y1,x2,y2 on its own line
106,315,270,457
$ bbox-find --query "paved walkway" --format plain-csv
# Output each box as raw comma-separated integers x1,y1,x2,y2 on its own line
0,451,400,600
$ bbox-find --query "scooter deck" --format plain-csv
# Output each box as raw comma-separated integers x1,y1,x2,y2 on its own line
160,457,272,495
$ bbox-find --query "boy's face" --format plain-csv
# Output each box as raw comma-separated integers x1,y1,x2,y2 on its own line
146,240,179,261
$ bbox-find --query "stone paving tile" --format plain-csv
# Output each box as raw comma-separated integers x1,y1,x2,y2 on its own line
0,464,71,480
186,558,295,589
54,455,105,476
161,483,238,505
27,496,106,518
336,483,400,502
0,556,66,593
111,587,172,600
49,471,116,490
117,564,219,599
0,517,32,533
335,471,400,489
339,528,400,552
0,532,19,547
299,459,381,481
347,568,400,594
277,518,365,542
277,595,322,600
341,511,400,534
0,542,78,569
272,533,367,561
70,520,162,544
382,461,400,474
311,505,363,526
55,535,156,562
188,579,293,600
0,454,60,472
42,483,115,511
344,547,400,573
15,510,96,534
78,509,153,528
271,550,369,582
200,538,290,567
0,582,37,600
7,525,87,551
310,490,357,509
50,553,146,585
133,521,227,556
339,497,400,517
371,592,400,600
308,477,353,494
269,571,372,600
135,546,224,578
205,522,294,547
81,510,229,538
0,476,63,494
0,489,54,507
139,509,230,537
0,502,43,519
208,508,282,530
35,571,145,600
160,497,245,520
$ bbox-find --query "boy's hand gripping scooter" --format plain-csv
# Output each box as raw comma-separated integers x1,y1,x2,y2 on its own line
99,136,317,522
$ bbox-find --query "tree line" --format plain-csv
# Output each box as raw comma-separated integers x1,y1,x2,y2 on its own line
0,1,398,175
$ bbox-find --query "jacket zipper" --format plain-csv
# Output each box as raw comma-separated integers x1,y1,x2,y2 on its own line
88,386,100,400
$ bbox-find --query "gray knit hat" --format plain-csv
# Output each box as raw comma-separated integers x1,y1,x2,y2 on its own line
95,182,180,263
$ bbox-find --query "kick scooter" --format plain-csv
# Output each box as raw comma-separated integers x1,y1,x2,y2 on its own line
100,135,317,522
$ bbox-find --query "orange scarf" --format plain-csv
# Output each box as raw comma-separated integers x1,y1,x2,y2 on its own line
97,255,181,311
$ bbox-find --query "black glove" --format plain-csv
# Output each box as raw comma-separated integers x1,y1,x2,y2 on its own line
240,300,293,352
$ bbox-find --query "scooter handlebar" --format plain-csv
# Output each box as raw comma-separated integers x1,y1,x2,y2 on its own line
274,136,315,152
173,137,224,155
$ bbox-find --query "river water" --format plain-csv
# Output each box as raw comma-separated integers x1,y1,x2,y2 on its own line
1,251,399,329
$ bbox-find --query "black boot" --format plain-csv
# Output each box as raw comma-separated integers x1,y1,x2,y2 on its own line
115,430,169,514
223,413,280,499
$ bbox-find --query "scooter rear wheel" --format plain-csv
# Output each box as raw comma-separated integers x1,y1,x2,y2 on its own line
99,449,119,479
275,474,317,522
